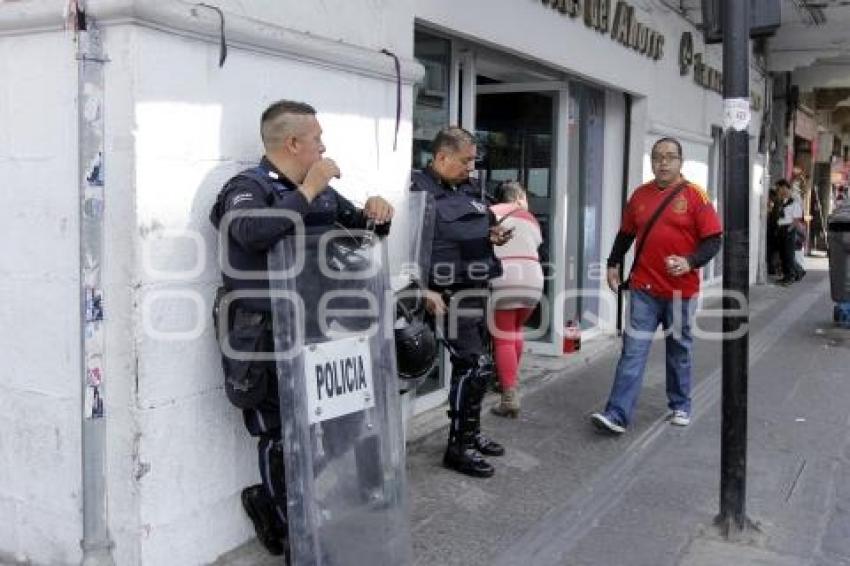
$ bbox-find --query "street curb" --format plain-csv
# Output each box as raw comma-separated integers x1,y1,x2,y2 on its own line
491,278,830,566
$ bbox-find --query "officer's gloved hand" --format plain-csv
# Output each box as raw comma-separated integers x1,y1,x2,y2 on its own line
422,289,446,316
363,196,394,225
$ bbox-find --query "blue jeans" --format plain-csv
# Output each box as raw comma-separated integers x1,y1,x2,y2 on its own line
604,290,696,426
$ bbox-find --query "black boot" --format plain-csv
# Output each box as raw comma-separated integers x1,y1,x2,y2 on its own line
469,411,505,457
473,431,505,457
443,444,495,478
469,397,505,457
443,411,494,478
241,485,289,558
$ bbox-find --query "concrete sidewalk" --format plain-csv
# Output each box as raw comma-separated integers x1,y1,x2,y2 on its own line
409,258,850,566
216,258,850,565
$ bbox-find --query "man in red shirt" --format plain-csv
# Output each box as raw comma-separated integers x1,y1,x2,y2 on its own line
591,138,722,434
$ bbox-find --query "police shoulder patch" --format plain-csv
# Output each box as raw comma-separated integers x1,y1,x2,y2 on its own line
230,192,255,207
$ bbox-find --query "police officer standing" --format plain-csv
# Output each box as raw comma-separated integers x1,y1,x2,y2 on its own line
411,127,512,478
209,100,393,556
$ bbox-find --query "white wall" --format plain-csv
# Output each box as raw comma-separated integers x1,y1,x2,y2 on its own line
1,1,419,564
0,30,82,566
175,0,413,57
129,21,415,564
101,25,145,566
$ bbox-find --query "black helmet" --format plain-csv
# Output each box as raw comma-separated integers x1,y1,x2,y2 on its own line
324,233,373,273
394,293,438,382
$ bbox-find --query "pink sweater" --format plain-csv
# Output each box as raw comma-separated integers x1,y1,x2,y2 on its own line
490,203,544,309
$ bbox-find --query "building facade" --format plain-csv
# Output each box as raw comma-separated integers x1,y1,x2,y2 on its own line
0,1,769,564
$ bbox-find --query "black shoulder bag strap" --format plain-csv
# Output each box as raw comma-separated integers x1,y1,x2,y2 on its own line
622,182,688,290
616,182,687,333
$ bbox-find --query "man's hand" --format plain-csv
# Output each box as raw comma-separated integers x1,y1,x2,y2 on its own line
665,255,692,277
606,266,621,293
300,158,340,202
363,196,394,224
422,289,446,316
489,225,513,246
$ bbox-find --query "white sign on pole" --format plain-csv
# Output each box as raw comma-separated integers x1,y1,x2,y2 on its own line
723,98,751,132
304,336,375,424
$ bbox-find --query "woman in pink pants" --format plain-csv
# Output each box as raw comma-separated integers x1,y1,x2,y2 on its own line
489,182,543,418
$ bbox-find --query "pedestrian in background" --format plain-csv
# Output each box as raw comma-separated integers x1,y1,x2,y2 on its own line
766,188,781,276
776,179,804,285
488,182,543,418
591,137,722,435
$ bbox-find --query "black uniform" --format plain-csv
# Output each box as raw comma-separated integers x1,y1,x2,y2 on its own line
778,197,802,283
766,195,781,276
209,156,387,550
410,166,505,478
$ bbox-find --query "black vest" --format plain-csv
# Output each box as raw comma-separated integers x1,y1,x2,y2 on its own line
210,165,342,308
410,169,502,289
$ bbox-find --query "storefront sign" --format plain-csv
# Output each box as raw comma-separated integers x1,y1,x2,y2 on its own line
679,32,763,114
679,32,722,94
540,0,664,61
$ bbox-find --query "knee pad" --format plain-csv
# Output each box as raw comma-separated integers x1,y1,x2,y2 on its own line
451,365,488,412
466,369,488,406
476,354,495,383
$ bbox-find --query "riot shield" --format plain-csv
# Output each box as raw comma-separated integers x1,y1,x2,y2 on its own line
391,192,439,393
269,230,412,566
389,190,435,291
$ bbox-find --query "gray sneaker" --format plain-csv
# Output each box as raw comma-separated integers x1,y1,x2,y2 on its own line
668,410,691,427
590,412,625,435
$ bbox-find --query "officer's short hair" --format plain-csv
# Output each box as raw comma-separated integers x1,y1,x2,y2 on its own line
432,126,476,155
775,178,791,190
261,100,317,149
651,137,683,159
497,181,526,204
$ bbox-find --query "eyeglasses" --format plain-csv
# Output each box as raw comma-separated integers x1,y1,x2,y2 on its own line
651,154,682,164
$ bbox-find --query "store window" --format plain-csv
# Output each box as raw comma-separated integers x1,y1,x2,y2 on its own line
412,30,451,169
410,29,453,403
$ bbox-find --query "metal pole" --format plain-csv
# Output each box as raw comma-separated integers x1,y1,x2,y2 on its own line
617,92,632,337
718,0,753,539
756,77,772,286
76,5,115,564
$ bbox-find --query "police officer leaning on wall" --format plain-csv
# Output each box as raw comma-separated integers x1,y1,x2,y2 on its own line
209,100,393,557
411,127,513,478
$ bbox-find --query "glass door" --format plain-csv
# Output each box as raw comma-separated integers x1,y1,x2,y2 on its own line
475,90,557,342
564,83,606,329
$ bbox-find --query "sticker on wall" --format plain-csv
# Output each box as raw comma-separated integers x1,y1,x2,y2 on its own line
723,98,751,132
87,365,103,387
84,197,104,219
86,151,104,187
85,287,103,322
83,84,103,122
85,385,105,419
